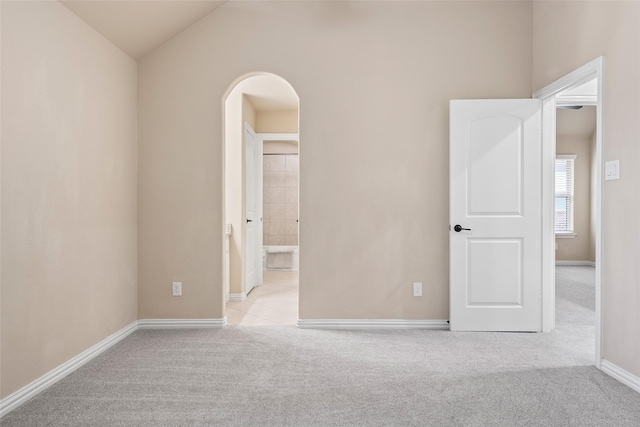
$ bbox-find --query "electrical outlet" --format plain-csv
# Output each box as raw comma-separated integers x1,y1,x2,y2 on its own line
413,282,423,297
172,282,182,297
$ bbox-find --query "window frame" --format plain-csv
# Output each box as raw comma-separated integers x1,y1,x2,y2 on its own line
555,154,577,238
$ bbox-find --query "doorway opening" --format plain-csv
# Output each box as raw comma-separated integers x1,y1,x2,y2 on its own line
534,57,604,367
222,73,300,325
554,84,597,362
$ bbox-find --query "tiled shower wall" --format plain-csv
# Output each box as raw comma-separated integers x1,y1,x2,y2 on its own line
263,154,298,246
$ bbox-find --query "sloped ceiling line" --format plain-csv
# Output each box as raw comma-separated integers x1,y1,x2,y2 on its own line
61,0,227,60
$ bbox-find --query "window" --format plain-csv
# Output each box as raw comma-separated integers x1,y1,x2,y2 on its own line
555,155,576,235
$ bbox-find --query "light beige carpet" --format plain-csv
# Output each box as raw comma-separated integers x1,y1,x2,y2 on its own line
3,267,639,426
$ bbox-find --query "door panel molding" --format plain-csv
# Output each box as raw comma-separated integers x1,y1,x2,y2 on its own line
450,99,542,332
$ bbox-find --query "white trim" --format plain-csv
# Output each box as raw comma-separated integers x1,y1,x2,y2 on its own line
556,95,597,107
601,360,640,394
256,133,298,142
555,233,576,239
257,133,264,288
0,317,231,417
534,56,604,369
296,319,450,330
0,321,138,418
555,260,596,267
533,58,602,100
539,94,557,333
137,318,227,329
229,292,247,301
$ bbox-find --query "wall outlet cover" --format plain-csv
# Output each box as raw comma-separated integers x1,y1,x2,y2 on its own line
172,281,182,297
413,282,423,297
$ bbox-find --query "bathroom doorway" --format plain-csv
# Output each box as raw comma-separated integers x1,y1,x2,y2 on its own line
223,73,300,325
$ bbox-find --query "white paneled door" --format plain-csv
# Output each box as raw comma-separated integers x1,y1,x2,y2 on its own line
450,99,542,332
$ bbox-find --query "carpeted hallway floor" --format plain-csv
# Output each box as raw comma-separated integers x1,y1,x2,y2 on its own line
3,266,640,426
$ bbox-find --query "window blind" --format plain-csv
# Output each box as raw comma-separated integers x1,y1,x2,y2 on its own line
555,155,576,233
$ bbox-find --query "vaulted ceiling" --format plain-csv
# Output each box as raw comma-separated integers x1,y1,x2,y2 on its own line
58,0,595,133
61,0,227,60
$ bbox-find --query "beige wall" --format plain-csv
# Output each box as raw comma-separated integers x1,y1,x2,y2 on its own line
256,110,298,133
138,1,533,322
534,1,640,377
555,135,592,261
1,1,138,398
2,0,637,402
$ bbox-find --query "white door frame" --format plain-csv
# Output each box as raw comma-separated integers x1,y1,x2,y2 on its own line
256,130,264,287
244,122,260,295
533,56,604,368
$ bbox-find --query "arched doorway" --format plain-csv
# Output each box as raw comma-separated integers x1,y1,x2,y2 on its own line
222,73,300,325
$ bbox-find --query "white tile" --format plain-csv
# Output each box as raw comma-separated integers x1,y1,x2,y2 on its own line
270,219,285,235
270,203,285,219
285,188,298,204
270,187,286,203
285,220,298,236
225,271,299,326
285,203,298,220
263,155,271,172
269,171,285,188
284,235,298,246
286,155,299,171
270,235,285,245
285,171,298,188
270,155,286,171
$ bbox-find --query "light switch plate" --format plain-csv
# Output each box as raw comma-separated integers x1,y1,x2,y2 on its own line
413,282,423,297
605,160,620,180
172,281,182,296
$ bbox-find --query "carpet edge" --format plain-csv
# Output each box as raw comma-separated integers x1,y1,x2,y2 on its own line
0,321,138,418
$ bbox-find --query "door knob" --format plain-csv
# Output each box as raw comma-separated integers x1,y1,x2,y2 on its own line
246,219,253,223
454,224,471,232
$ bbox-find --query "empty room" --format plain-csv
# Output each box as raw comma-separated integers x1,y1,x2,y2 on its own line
1,1,639,425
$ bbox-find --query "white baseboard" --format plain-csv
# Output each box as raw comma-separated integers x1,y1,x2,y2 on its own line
0,317,228,418
555,260,596,266
228,292,246,301
0,321,138,418
138,318,227,329
601,359,640,394
297,319,450,330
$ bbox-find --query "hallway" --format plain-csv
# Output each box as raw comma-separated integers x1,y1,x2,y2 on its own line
226,271,298,325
